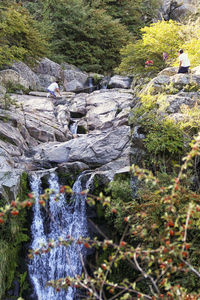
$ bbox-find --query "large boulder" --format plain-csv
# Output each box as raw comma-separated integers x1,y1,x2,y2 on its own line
31,125,130,166
11,61,41,91
0,69,29,90
108,75,132,89
192,66,200,76
170,73,190,88
85,89,133,131
0,148,15,171
37,74,57,91
0,170,22,201
142,75,170,94
9,94,72,143
158,67,178,76
68,93,87,117
34,58,63,79
62,63,88,92
157,93,197,113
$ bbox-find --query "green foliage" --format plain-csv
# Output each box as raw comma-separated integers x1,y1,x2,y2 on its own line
5,81,30,94
52,0,130,73
179,103,200,137
0,2,48,68
85,0,160,37
129,92,187,171
0,172,29,298
18,271,29,297
0,94,16,110
117,19,200,76
145,118,184,156
25,0,131,73
105,176,133,233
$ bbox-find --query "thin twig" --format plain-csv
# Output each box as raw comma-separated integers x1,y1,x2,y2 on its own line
134,251,160,295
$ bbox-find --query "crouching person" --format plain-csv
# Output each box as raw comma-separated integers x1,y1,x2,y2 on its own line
47,80,61,99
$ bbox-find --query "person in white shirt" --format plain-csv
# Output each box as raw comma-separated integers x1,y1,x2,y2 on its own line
47,81,61,99
178,49,190,74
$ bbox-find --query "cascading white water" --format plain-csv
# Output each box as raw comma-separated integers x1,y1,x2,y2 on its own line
29,171,93,300
69,121,78,135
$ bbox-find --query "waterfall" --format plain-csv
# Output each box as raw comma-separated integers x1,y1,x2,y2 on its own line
69,121,78,135
88,77,93,93
28,171,93,300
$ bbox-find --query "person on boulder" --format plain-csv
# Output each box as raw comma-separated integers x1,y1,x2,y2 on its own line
47,80,61,99
178,49,190,74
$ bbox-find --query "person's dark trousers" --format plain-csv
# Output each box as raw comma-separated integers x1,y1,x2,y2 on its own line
178,66,189,73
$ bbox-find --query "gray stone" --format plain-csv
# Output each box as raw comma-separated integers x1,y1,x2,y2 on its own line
11,61,41,91
0,69,29,90
192,66,200,76
33,125,130,166
160,0,197,20
108,75,132,89
158,67,178,76
170,73,190,87
164,94,196,113
38,74,57,91
63,68,88,92
142,75,170,94
34,58,62,79
0,85,6,96
0,170,22,201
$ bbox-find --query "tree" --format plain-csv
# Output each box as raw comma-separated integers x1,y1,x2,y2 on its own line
84,0,160,37
116,19,200,76
0,2,48,68
24,0,131,73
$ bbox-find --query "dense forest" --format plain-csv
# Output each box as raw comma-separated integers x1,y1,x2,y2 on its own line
1,0,160,73
1,0,200,299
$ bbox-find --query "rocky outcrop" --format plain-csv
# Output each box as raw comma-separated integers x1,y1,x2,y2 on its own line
0,63,133,182
11,61,41,91
24,88,133,180
142,70,200,95
131,65,200,168
161,0,198,20
108,75,132,89
62,63,88,92
0,69,29,90
34,58,63,80
2,58,133,94
31,125,129,165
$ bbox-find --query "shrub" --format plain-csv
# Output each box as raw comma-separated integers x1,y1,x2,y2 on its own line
117,19,200,76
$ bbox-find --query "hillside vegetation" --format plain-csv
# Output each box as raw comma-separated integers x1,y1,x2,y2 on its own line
1,1,200,299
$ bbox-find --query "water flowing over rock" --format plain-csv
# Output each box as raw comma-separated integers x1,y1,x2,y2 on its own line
2,57,200,298
29,171,92,300
0,59,133,180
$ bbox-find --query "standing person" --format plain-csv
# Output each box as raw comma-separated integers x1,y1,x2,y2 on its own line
178,49,190,74
47,80,61,99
